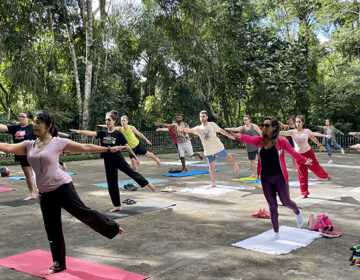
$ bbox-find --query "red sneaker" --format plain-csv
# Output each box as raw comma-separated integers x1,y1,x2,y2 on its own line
320,226,342,238
251,209,262,218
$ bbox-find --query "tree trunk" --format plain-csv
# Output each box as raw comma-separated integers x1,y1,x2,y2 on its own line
82,0,93,130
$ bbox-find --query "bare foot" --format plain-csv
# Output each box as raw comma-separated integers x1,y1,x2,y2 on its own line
156,158,162,167
118,227,124,235
147,183,156,192
249,175,257,178
180,169,188,174
109,206,122,212
24,195,36,201
209,183,216,188
234,165,240,175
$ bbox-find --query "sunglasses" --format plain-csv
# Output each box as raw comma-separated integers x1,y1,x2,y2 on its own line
105,118,112,122
261,123,273,128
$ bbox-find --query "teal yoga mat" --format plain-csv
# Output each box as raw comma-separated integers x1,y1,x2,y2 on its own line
8,171,76,181
93,178,169,188
163,169,219,177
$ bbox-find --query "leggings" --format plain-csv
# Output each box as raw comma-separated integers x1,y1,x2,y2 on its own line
39,182,120,267
104,156,149,207
296,148,328,196
261,173,300,233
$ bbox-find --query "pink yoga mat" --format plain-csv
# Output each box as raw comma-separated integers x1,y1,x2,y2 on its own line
0,186,16,192
0,249,149,280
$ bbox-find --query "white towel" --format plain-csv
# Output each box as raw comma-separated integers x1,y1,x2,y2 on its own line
163,161,202,166
180,185,245,196
289,179,322,188
231,226,321,255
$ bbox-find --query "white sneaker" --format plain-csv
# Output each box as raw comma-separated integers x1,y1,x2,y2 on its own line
327,159,333,164
297,210,303,228
340,148,345,155
268,232,279,241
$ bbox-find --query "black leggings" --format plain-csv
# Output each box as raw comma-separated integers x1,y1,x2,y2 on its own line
39,182,119,267
104,157,149,207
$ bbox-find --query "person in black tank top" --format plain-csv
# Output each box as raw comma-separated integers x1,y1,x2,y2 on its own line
71,110,156,212
0,111,37,200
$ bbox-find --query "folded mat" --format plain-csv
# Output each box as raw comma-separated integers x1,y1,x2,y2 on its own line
163,169,218,177
180,185,246,196
231,226,321,255
103,200,176,219
93,178,169,188
0,249,149,280
0,186,16,192
233,177,261,183
0,199,38,207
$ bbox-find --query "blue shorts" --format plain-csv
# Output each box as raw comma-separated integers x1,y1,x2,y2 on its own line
207,149,228,163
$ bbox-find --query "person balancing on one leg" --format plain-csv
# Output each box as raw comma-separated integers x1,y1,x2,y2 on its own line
177,110,239,188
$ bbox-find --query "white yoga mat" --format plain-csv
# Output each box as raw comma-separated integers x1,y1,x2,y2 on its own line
231,226,321,255
289,179,322,188
163,161,202,166
189,162,229,167
180,185,245,196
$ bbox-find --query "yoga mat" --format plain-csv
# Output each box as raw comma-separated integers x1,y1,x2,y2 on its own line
0,249,149,280
8,176,26,180
180,185,246,196
0,199,38,207
231,226,321,255
189,162,228,167
93,178,169,189
103,201,176,219
163,169,219,177
233,177,261,183
65,172,76,175
0,186,16,192
289,179,322,188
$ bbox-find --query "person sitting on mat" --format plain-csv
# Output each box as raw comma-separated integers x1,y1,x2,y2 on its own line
155,114,203,173
231,116,312,240
0,110,123,275
0,111,37,200
98,114,161,171
71,110,156,212
177,110,239,187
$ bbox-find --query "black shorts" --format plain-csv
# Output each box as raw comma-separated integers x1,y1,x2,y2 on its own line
247,150,258,161
18,156,31,167
129,143,148,158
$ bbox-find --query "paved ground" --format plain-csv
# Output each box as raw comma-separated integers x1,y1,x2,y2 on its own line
0,149,359,280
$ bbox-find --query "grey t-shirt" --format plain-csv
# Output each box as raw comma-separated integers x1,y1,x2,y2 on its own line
242,124,259,152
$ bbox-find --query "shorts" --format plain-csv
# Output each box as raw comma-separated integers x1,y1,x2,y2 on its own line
178,141,194,158
17,156,31,167
247,150,258,161
129,143,147,158
207,149,228,163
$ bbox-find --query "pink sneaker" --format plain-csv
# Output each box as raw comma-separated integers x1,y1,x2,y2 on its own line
320,226,342,238
308,214,315,230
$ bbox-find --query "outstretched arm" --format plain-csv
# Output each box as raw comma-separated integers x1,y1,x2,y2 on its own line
349,144,360,150
309,135,327,151
349,132,360,139
225,126,242,132
97,124,106,128
156,128,169,132
312,132,331,139
154,122,175,128
131,126,151,145
178,126,196,134
58,132,70,138
64,140,125,154
0,124,9,132
219,129,235,140
279,131,292,137
69,129,97,137
279,121,290,130
0,143,27,155
253,124,263,136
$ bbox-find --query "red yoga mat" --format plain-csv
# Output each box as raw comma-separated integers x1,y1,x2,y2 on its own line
0,249,149,280
0,186,16,192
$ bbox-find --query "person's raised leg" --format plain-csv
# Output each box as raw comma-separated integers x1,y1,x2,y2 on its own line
130,157,139,171
225,154,239,175
209,161,216,188
192,152,203,160
22,166,36,200
307,149,328,180
145,151,161,167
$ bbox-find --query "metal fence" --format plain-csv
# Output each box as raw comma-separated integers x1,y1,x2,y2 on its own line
0,131,359,161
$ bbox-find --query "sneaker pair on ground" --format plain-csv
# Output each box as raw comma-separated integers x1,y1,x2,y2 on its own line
308,214,342,238
251,208,270,219
123,184,137,191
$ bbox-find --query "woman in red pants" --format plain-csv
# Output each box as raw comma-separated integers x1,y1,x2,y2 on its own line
280,115,331,198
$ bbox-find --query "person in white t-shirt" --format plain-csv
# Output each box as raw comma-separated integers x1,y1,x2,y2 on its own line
177,110,239,188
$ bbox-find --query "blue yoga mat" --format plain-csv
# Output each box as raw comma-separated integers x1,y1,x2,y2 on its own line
163,169,219,177
65,171,76,175
8,176,26,180
93,178,169,188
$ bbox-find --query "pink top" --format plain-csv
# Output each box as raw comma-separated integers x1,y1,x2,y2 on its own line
289,129,312,154
23,137,72,193
235,134,307,183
